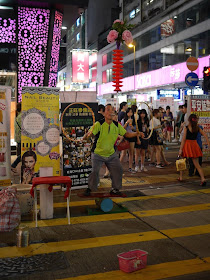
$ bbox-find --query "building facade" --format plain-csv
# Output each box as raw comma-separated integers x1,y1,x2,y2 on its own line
63,0,119,92
97,0,210,109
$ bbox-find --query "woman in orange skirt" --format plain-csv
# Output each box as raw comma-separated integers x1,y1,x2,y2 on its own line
178,114,209,186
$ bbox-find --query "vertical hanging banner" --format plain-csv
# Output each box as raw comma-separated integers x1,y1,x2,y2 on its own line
48,10,63,87
61,102,98,188
0,87,11,186
21,87,60,184
190,95,210,162
72,50,89,83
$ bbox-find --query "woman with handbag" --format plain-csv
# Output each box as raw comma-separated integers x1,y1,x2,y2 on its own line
135,109,149,172
120,108,137,173
149,109,164,169
178,114,209,186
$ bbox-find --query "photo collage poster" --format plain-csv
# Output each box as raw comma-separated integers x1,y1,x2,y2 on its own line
21,87,60,184
61,102,98,188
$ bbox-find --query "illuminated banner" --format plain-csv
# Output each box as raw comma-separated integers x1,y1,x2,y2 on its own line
0,87,11,186
98,55,210,95
17,7,50,102
48,11,63,87
161,19,175,37
157,89,181,100
21,87,60,184
72,51,89,83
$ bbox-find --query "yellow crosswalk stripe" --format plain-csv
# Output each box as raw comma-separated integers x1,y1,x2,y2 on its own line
23,202,210,229
57,257,210,280
134,203,210,217
54,188,210,208
21,212,135,228
1,224,210,259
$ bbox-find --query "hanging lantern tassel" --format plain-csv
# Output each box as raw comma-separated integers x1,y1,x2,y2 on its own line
112,49,123,92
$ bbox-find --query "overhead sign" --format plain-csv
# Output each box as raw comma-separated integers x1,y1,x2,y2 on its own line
98,55,209,96
186,56,199,71
72,51,89,83
157,89,181,100
185,72,199,87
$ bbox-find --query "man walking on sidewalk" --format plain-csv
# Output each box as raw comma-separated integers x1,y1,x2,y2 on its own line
83,104,144,196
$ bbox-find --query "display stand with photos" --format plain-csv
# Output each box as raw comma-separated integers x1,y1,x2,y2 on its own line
60,91,97,189
187,95,210,162
21,87,60,219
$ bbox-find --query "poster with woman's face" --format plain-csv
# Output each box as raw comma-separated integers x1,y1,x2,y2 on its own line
21,150,37,184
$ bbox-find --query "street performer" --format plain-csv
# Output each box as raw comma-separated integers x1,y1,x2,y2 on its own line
83,104,144,196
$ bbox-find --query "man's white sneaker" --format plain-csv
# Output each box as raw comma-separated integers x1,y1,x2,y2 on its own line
135,166,140,172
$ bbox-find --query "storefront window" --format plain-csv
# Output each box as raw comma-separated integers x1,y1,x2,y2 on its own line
102,71,107,83
102,54,107,66
122,30,210,78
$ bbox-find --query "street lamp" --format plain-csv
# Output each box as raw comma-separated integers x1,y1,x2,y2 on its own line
128,43,136,92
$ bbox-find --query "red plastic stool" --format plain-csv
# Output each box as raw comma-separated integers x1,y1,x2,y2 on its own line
31,176,72,227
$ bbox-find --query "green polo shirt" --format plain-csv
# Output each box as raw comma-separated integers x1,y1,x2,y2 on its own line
91,119,126,157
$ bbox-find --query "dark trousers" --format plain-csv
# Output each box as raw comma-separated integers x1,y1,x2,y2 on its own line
189,153,202,176
88,152,123,191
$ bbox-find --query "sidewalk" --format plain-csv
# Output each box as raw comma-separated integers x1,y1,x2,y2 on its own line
10,146,210,190
1,147,210,280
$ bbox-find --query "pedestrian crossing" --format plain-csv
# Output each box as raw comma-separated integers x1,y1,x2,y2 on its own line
100,166,210,188
57,257,210,280
22,201,210,228
1,185,210,279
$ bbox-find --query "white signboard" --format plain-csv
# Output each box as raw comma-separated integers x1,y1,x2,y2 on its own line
0,87,11,186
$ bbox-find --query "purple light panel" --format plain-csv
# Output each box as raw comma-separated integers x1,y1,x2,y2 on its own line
48,72,58,88
48,11,63,87
0,18,16,43
17,7,50,101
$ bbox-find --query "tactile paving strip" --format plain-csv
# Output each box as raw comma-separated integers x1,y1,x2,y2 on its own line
0,251,69,278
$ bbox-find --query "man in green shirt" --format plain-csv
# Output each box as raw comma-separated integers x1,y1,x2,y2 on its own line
83,104,144,196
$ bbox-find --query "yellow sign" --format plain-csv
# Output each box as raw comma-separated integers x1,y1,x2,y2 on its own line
191,111,210,117
21,87,60,184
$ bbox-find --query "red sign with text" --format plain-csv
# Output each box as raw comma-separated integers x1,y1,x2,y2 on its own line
72,51,89,83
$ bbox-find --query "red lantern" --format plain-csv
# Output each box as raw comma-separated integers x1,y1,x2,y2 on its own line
112,49,123,92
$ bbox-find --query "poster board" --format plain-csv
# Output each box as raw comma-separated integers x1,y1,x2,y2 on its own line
190,95,210,162
0,87,11,186
21,87,60,184
61,102,98,189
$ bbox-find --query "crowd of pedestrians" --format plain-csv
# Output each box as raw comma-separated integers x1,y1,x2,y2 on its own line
84,102,208,196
